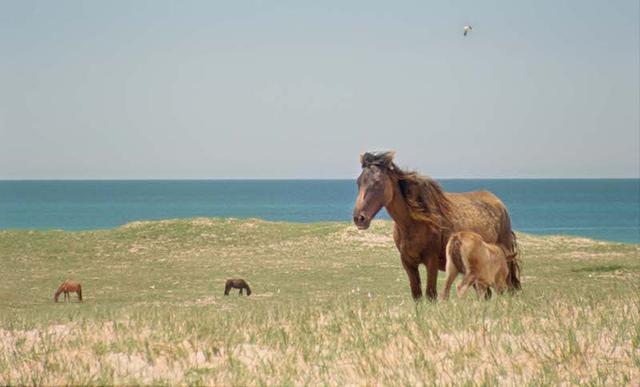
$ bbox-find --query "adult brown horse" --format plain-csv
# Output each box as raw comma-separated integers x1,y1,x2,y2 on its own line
352,151,520,300
54,280,83,302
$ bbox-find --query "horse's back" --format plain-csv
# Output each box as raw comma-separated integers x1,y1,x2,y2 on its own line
448,190,504,204
227,278,247,287
66,281,81,290
59,279,80,290
446,190,508,219
446,191,511,244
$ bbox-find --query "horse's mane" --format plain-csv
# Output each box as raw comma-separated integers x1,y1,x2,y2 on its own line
361,151,452,230
389,162,453,230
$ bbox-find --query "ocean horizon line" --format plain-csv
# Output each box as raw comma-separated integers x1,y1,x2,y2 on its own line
1,177,639,182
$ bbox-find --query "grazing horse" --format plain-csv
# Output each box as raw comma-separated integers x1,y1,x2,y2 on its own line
224,279,252,296
352,151,520,300
54,280,82,302
441,231,517,300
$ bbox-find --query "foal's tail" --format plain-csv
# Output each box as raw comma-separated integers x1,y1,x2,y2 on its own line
78,285,83,301
506,231,522,291
446,233,465,274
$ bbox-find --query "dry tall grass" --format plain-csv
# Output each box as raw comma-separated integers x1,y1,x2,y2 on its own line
1,218,638,385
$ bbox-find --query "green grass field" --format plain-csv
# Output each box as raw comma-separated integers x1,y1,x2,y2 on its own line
1,218,638,385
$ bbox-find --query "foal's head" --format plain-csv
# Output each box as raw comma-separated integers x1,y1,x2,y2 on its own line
353,151,397,230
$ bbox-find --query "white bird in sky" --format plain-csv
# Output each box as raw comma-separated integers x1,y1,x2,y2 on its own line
463,25,473,36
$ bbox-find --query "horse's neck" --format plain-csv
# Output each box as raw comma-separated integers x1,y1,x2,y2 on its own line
385,182,416,234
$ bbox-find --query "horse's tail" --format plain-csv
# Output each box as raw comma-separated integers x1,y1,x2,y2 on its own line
77,285,83,301
446,233,465,274
506,231,521,291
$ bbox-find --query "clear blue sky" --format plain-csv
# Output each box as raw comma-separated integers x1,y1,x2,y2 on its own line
1,1,638,179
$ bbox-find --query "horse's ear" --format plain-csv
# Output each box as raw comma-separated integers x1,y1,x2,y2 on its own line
361,151,395,168
383,151,396,166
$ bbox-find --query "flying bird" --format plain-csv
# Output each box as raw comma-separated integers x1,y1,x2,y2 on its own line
463,25,473,36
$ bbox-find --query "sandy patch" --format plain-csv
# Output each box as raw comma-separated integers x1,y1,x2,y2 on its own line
333,223,393,248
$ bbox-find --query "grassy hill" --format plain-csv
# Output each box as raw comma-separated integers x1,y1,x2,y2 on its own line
0,218,638,385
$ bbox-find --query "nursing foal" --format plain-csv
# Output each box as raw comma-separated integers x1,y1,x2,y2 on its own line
441,231,517,300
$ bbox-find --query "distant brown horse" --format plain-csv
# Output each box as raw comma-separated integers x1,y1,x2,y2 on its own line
353,151,520,300
224,279,252,296
441,231,517,300
54,280,82,302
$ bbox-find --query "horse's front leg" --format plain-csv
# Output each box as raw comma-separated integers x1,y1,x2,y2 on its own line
401,257,422,300
425,254,439,301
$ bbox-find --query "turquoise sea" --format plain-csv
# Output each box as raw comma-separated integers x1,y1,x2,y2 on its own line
0,179,638,243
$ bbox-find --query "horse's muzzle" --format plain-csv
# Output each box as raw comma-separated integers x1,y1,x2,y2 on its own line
353,213,371,230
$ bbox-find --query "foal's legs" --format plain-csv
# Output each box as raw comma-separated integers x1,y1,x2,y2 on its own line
457,274,475,298
440,259,459,301
239,288,243,295
474,282,492,300
495,276,507,295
